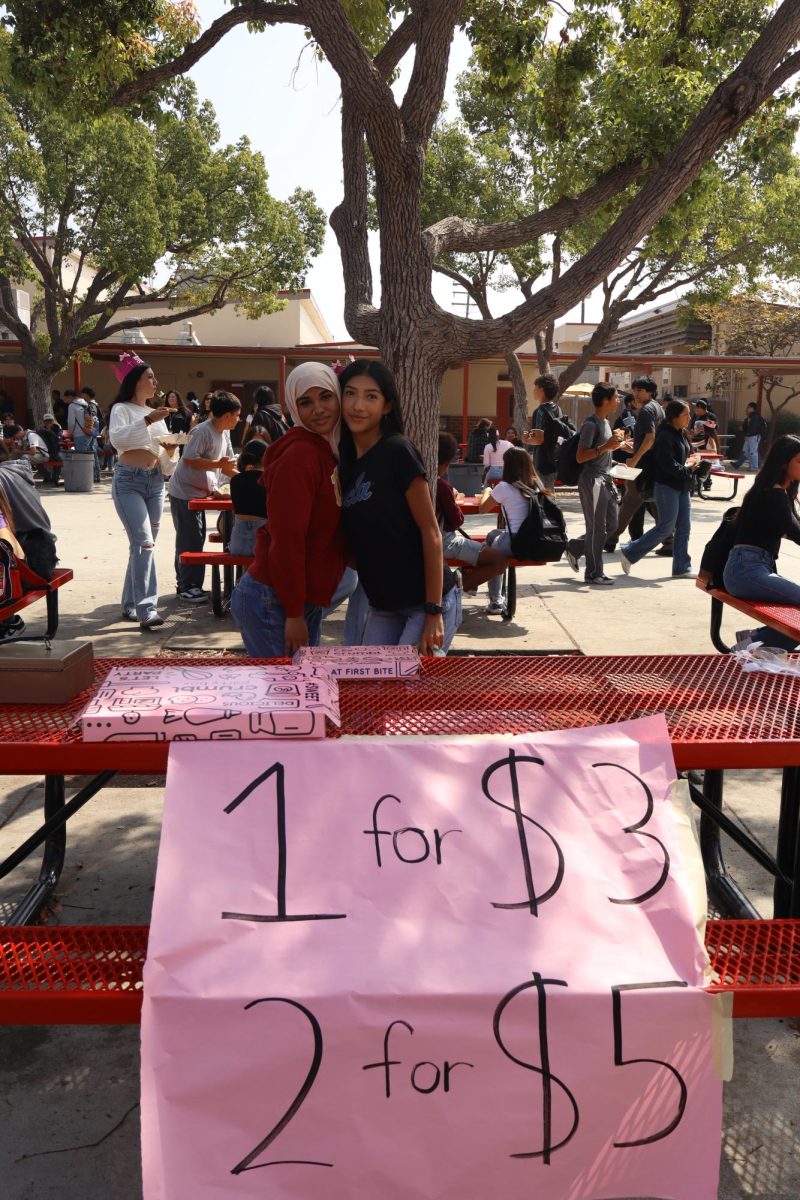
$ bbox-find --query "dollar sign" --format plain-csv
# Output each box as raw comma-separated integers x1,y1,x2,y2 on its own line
493,973,579,1164
482,749,565,915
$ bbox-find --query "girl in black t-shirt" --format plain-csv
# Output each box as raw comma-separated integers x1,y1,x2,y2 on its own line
339,360,460,655
228,438,267,556
723,434,800,650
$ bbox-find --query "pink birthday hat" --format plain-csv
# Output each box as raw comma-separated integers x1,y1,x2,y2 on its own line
112,352,146,382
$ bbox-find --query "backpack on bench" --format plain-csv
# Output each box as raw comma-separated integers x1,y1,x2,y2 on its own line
504,481,568,563
699,506,740,590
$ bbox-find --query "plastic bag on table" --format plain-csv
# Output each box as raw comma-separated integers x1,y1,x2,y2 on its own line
732,643,800,677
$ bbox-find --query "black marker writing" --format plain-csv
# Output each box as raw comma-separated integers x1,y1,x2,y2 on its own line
364,794,461,867
363,1019,474,1098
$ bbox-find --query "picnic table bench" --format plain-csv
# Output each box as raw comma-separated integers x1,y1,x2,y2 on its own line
696,575,800,654
694,469,746,501
0,566,73,639
3,918,797,1023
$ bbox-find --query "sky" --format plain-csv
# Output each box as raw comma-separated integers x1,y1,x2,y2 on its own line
188,2,598,342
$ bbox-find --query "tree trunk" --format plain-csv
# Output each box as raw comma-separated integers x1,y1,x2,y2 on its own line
505,351,529,433
377,321,444,487
23,357,57,427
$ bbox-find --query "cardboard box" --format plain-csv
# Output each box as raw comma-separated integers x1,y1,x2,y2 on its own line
0,639,94,703
81,664,339,743
292,645,420,680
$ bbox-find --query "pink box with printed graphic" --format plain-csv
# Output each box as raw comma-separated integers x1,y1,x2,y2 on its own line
292,644,420,679
80,664,339,743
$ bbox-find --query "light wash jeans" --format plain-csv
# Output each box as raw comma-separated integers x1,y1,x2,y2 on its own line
112,463,164,620
228,517,265,557
230,570,323,658
361,584,462,655
622,483,691,575
323,567,370,646
734,436,761,471
723,545,800,650
487,528,512,603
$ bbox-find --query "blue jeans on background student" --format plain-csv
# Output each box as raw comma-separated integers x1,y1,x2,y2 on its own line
361,584,462,655
734,436,761,471
622,483,691,575
73,433,101,482
723,545,800,650
112,464,163,620
228,517,265,557
323,567,370,646
230,570,322,657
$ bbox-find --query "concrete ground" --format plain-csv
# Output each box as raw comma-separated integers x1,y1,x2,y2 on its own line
1,471,799,1199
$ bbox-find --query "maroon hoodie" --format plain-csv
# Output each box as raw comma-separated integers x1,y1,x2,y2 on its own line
248,427,344,617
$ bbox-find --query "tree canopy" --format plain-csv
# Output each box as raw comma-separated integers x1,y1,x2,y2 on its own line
4,0,800,468
0,29,325,419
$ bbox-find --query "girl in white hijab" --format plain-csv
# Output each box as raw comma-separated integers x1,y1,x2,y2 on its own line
230,363,345,657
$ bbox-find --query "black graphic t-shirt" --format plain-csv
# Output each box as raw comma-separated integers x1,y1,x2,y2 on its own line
341,434,455,611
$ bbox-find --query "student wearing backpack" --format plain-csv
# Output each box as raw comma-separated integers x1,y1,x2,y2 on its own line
723,434,800,651
479,447,544,614
734,402,769,471
525,374,571,492
565,384,628,585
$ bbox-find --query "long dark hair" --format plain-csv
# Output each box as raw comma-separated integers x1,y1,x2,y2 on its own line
237,437,268,473
338,358,404,466
741,434,800,518
663,399,689,425
165,389,191,419
487,425,500,451
502,447,535,487
108,362,150,415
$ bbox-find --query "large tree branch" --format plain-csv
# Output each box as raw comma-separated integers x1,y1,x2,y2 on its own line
435,0,800,363
373,11,419,77
329,95,379,345
112,4,303,106
399,2,462,145
0,278,32,346
766,47,800,91
424,160,646,257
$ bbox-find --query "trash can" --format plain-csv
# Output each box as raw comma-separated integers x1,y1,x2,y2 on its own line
62,452,95,494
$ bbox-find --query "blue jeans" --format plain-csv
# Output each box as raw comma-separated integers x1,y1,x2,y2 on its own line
230,570,322,657
362,585,462,655
484,465,503,483
486,529,512,603
622,483,691,574
723,545,800,650
323,567,370,646
734,436,761,471
112,464,164,620
228,517,265,557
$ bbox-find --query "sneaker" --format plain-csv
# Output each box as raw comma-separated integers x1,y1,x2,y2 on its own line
565,548,579,573
588,575,615,586
735,628,758,651
486,601,505,615
178,587,208,603
619,550,632,576
121,608,138,621
654,546,673,557
140,613,166,631
672,570,696,579
0,615,26,643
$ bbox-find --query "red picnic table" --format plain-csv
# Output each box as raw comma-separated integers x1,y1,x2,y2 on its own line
2,653,800,923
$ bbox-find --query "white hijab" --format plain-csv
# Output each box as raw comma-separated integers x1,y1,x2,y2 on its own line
284,362,341,458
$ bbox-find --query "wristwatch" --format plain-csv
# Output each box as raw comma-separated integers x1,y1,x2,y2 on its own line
424,602,444,616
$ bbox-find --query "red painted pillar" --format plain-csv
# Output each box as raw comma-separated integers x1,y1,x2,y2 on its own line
73,360,81,391
278,356,286,413
461,362,470,449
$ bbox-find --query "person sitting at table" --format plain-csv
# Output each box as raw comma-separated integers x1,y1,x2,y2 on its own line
723,433,800,651
339,359,461,654
168,390,240,604
482,425,515,485
228,438,267,556
437,433,507,598
230,362,344,657
478,446,541,615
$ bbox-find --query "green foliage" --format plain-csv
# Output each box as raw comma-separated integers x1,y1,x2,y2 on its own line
0,32,325,364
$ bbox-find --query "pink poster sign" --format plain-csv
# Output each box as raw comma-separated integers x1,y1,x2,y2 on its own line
141,716,722,1200
292,644,420,679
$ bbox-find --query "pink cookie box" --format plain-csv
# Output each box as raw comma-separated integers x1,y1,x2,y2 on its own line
292,644,420,680
80,664,339,743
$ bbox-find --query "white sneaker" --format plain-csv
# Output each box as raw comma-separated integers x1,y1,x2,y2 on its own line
486,601,505,615
588,575,615,586
178,587,208,603
140,613,166,630
735,628,758,651
565,548,579,573
619,550,632,576
672,570,696,579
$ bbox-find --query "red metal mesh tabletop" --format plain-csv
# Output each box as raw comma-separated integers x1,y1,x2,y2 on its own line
3,653,800,772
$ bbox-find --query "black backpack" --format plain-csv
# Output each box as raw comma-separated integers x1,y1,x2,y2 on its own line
554,432,583,486
699,506,740,590
540,404,576,472
504,481,567,563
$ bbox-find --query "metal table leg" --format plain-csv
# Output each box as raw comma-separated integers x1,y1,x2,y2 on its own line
775,767,800,918
696,770,760,919
1,771,117,926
